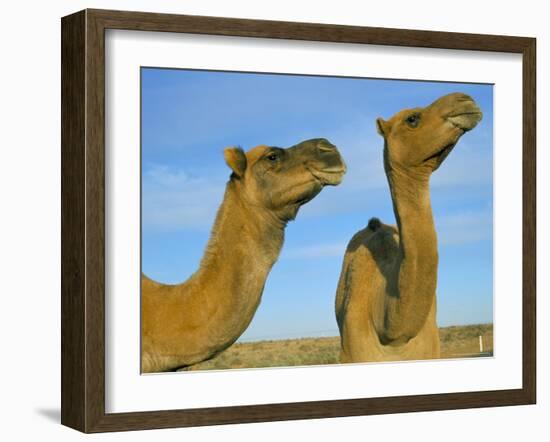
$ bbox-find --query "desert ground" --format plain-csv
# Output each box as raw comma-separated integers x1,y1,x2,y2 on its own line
185,323,493,371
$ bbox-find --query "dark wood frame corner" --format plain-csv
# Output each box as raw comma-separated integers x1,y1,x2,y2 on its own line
61,8,536,433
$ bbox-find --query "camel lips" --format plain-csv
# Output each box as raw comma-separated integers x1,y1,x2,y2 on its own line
424,142,455,163
295,195,314,205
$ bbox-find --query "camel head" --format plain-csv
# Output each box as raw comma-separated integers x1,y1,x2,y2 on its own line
224,138,346,222
376,92,482,175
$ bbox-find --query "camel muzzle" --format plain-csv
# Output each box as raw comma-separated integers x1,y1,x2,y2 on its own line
312,142,347,185
444,95,483,132
447,109,483,131
291,138,347,185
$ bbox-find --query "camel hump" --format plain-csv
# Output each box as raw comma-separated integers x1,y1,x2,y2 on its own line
367,217,382,231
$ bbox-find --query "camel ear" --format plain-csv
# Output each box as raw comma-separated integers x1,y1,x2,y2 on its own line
376,118,388,137
224,147,247,178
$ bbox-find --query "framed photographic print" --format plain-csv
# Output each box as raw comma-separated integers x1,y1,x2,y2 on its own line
61,9,536,433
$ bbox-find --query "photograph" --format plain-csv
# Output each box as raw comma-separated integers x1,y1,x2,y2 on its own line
57,6,536,434
140,68,493,373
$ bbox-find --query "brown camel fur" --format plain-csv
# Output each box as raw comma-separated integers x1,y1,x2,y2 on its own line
335,93,482,363
142,138,346,373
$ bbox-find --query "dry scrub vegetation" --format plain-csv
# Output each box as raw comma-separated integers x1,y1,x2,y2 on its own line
185,323,493,371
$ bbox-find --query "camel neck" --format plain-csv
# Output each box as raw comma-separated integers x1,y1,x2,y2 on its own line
199,181,285,271
387,166,436,255
189,181,285,339
383,165,438,344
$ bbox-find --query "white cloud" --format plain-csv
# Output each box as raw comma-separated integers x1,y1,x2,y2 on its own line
431,138,493,188
294,117,493,220
142,164,226,232
284,242,348,259
141,116,493,233
283,207,492,261
436,208,493,245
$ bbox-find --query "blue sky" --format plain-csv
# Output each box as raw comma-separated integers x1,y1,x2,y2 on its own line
141,68,493,341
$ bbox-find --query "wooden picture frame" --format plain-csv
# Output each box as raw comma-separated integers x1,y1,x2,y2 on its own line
61,8,536,433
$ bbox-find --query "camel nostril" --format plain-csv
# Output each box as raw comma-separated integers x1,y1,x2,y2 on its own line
317,140,336,153
457,93,474,102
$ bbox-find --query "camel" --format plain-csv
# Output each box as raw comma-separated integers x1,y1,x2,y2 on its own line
335,92,482,363
142,138,346,373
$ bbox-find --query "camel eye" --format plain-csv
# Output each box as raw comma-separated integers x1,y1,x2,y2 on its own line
405,113,421,128
266,153,279,161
